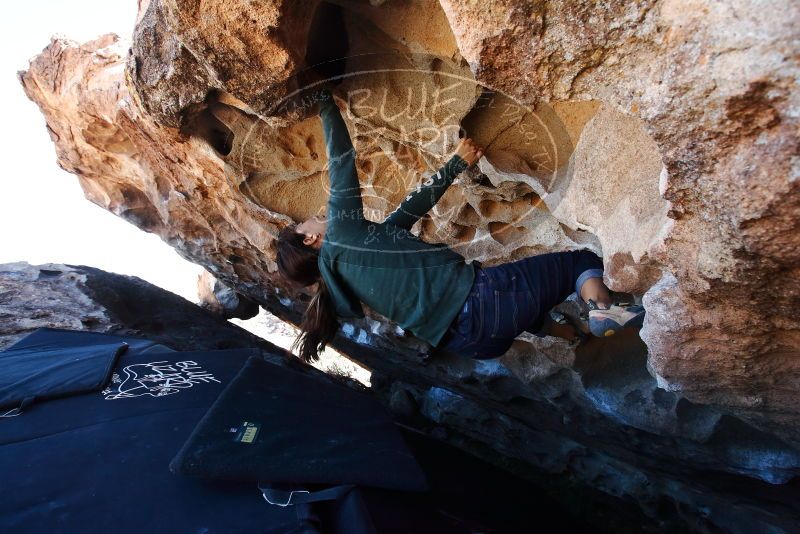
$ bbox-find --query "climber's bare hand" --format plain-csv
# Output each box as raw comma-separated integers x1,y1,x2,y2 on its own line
455,138,483,166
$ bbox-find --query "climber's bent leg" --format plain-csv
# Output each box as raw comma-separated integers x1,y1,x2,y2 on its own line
438,250,607,358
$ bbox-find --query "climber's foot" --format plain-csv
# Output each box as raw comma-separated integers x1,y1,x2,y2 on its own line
545,311,588,345
587,299,645,337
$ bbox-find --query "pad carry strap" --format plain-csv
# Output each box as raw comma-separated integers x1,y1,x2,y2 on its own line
1,396,34,418
258,482,355,507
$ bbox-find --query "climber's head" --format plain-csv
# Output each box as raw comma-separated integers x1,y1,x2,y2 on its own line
294,214,327,251
276,224,322,287
275,223,338,364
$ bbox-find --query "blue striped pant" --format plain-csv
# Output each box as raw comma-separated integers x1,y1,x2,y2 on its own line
436,250,603,359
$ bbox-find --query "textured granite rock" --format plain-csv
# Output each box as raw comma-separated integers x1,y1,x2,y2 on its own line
438,0,800,437
0,262,287,353
19,1,800,530
128,0,317,126
0,263,110,348
197,270,260,320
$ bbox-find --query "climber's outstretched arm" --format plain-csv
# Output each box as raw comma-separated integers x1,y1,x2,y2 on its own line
318,91,365,228
384,138,483,231
383,155,468,230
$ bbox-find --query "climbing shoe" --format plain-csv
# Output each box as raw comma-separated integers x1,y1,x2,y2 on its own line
586,299,645,337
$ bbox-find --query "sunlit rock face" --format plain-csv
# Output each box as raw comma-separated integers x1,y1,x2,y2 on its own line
20,0,799,529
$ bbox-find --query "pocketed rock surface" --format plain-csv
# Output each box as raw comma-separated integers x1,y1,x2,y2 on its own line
19,1,800,530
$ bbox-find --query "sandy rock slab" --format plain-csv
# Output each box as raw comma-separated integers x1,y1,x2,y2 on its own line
0,262,285,354
0,263,110,348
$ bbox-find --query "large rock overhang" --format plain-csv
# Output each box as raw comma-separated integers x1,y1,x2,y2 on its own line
19,0,800,528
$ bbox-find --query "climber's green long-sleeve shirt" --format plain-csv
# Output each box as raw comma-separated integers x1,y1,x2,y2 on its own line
317,96,476,347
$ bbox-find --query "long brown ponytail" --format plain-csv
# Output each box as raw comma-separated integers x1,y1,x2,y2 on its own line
275,225,339,362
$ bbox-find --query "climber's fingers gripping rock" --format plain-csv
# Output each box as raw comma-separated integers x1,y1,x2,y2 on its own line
455,137,484,166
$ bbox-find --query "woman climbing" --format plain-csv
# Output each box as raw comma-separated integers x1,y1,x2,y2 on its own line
276,88,645,363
